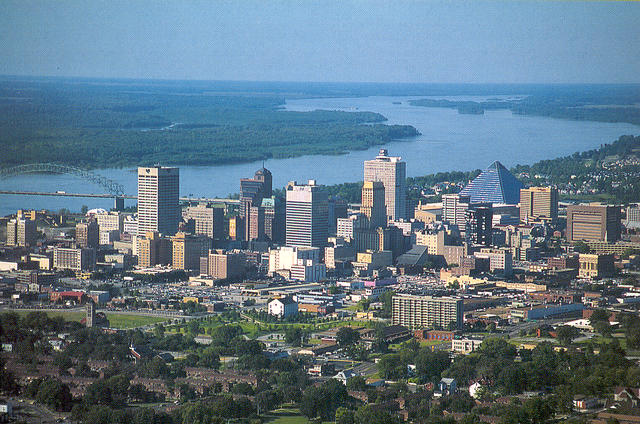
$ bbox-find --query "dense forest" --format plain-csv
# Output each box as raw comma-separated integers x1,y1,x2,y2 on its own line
0,79,418,168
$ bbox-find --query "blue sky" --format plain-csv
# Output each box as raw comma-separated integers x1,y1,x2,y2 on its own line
1,0,639,83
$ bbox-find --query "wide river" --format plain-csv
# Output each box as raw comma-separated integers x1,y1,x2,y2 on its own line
1,95,639,216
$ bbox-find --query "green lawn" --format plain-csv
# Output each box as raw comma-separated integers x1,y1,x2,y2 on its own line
264,408,310,424
104,313,169,329
3,309,169,329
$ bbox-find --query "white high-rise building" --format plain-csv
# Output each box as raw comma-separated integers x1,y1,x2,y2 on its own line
137,166,180,236
364,149,406,221
285,180,328,248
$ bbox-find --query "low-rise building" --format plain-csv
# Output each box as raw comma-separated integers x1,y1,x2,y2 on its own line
268,297,298,318
452,337,483,354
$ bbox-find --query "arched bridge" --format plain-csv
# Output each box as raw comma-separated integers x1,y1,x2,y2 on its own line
0,163,126,196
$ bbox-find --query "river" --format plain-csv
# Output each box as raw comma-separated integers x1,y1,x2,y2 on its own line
1,95,638,216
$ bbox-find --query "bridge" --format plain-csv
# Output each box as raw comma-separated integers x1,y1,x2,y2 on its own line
0,190,239,204
0,163,126,196
0,163,240,207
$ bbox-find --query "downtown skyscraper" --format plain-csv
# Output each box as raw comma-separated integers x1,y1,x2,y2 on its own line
285,180,328,248
364,149,406,221
137,166,180,236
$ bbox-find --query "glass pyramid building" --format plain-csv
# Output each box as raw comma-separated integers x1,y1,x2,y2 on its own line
459,161,524,204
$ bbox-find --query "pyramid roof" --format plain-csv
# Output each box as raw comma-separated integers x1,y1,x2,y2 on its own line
459,161,523,204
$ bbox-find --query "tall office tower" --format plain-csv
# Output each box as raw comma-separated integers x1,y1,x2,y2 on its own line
567,204,621,243
465,203,493,246
6,218,37,247
138,166,180,236
262,197,285,244
240,167,272,218
76,220,99,248
328,196,348,234
248,205,266,242
364,149,406,220
392,295,464,330
171,232,211,271
285,180,329,248
442,194,471,229
183,203,224,239
137,231,172,267
361,181,386,228
520,187,559,224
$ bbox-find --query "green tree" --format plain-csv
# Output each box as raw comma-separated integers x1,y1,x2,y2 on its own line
556,325,580,345
337,327,361,347
35,378,73,411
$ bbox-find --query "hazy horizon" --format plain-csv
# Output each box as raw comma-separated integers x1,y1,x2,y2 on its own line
2,0,639,84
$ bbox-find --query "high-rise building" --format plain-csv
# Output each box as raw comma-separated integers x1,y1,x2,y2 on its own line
520,187,558,224
137,231,172,267
364,149,406,220
567,205,621,243
361,181,386,228
465,203,493,246
328,196,348,234
171,232,211,271
6,218,37,247
392,295,464,330
442,194,471,229
240,167,272,218
262,197,285,244
137,166,180,236
76,220,99,248
183,203,224,239
285,180,328,248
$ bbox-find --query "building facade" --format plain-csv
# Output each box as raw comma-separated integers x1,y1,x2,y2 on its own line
183,203,224,240
520,187,558,224
6,218,37,247
361,181,386,228
137,166,180,236
53,247,95,271
285,180,328,248
171,232,211,271
566,204,621,243
392,295,464,330
364,149,406,221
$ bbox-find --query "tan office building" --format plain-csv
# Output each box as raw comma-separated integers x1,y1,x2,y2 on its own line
171,232,211,271
137,231,172,267
6,218,37,247
361,181,386,228
567,204,621,243
364,149,406,220
520,187,558,224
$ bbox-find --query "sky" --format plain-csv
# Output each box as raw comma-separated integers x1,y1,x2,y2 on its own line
1,0,639,84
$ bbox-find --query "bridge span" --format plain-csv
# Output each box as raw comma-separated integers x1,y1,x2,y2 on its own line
0,190,239,205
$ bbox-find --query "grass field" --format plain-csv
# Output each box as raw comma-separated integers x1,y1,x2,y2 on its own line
264,408,310,424
3,309,169,329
